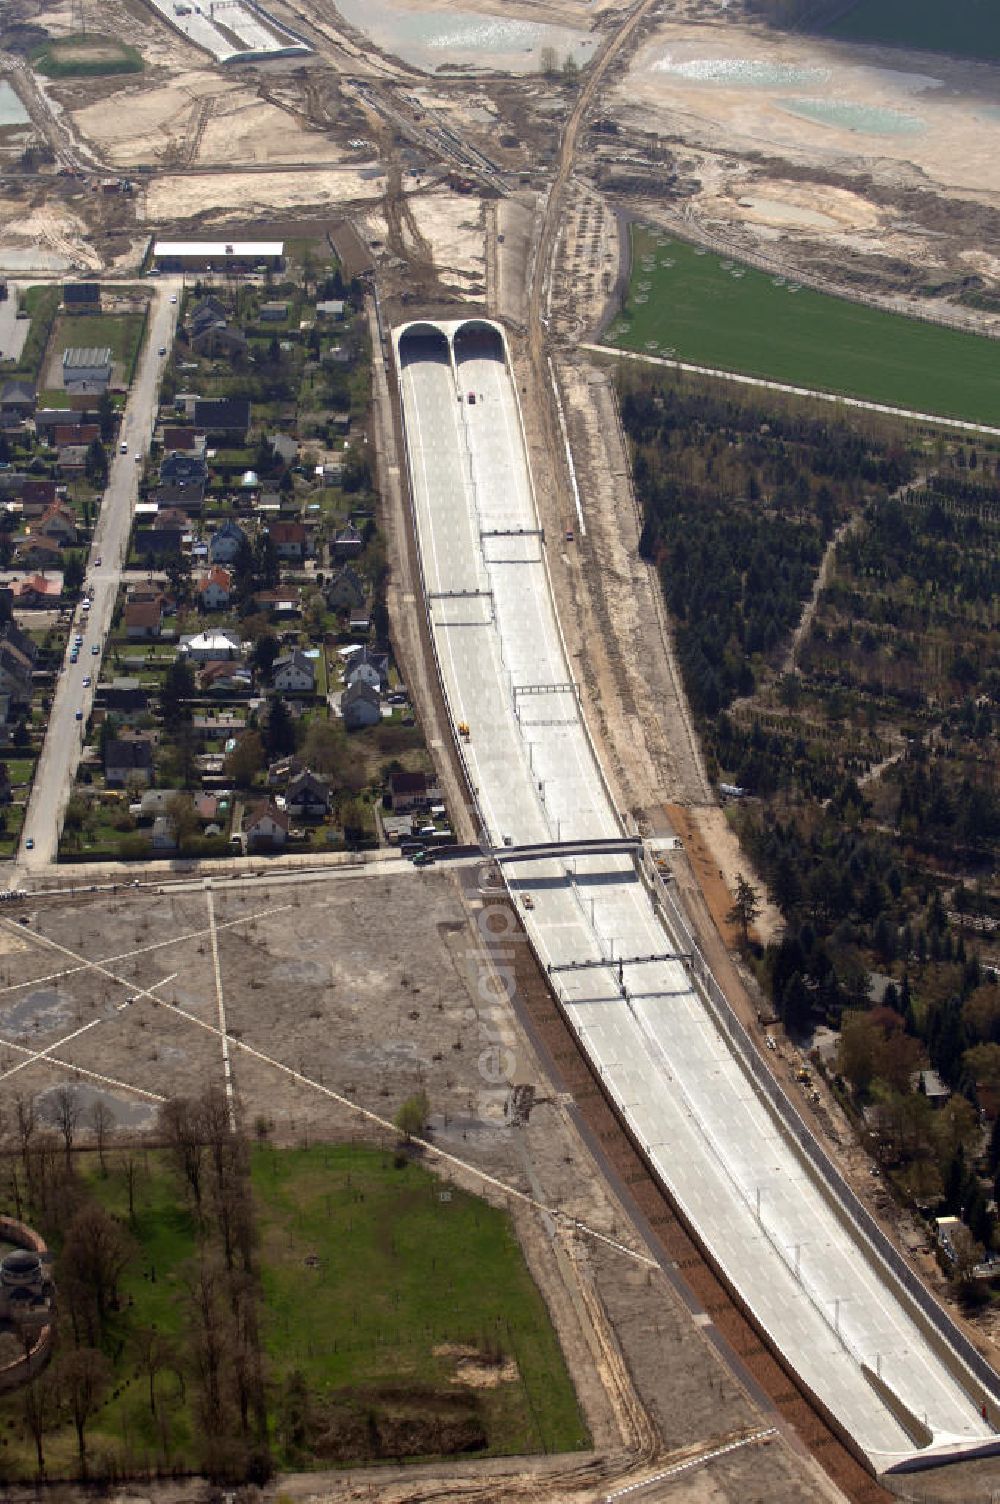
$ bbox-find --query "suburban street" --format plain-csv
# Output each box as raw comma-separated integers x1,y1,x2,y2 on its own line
17,276,182,872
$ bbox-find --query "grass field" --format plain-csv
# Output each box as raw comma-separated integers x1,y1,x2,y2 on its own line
605,228,1000,426
826,0,1000,61
255,1144,586,1457
31,33,144,78
0,1144,585,1478
8,285,60,381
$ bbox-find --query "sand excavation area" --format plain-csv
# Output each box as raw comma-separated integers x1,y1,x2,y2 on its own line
71,71,356,169
619,20,1000,202
605,14,1000,300
142,165,388,221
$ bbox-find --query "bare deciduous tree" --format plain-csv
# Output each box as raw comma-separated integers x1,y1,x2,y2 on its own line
61,1202,134,1340
159,1097,206,1216
52,1086,81,1165
56,1345,111,1480
123,1151,140,1221
20,1367,57,1478
88,1099,116,1175
132,1324,175,1416
15,1093,35,1175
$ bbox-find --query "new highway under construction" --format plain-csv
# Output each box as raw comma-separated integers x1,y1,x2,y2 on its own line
393,314,1000,1483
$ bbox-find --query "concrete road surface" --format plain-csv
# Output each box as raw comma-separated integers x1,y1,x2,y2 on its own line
0,283,30,365
394,317,1000,1474
17,278,182,872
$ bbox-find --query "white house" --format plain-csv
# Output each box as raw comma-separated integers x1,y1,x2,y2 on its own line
196,566,232,612
272,649,315,694
180,629,241,663
243,800,289,851
344,646,388,693
208,519,247,565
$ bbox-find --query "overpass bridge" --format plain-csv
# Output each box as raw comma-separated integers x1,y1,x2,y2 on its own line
491,836,642,864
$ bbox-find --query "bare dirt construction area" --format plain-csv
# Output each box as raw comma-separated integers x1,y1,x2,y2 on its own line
0,872,836,1504
70,71,354,169
142,166,388,222
0,873,851,1503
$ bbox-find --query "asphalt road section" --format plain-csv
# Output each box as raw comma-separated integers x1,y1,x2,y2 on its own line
18,279,182,871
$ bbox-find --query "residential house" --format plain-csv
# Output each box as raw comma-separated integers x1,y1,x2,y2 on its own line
326,565,365,612
389,770,433,814
383,813,414,844
193,397,251,443
267,754,305,787
272,649,315,695
105,735,154,788
139,789,175,820
54,423,99,448
270,433,297,466
194,792,220,824
252,586,300,619
267,520,306,562
125,600,163,640
198,660,252,694
191,322,249,361
914,1068,952,1107
127,584,170,608
11,573,62,608
0,639,33,706
36,504,78,546
35,407,82,441
286,768,330,819
0,381,35,423
161,427,203,453
160,452,208,485
1,620,38,670
103,678,148,720
349,602,371,634
208,519,248,565
16,535,63,571
189,294,227,329
316,299,345,319
243,799,288,852
56,445,90,477
333,522,363,561
153,480,205,515
19,480,57,514
135,524,185,562
259,301,288,322
151,815,178,851
344,646,389,694
180,629,241,662
196,566,232,612
0,473,28,503
341,679,380,730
